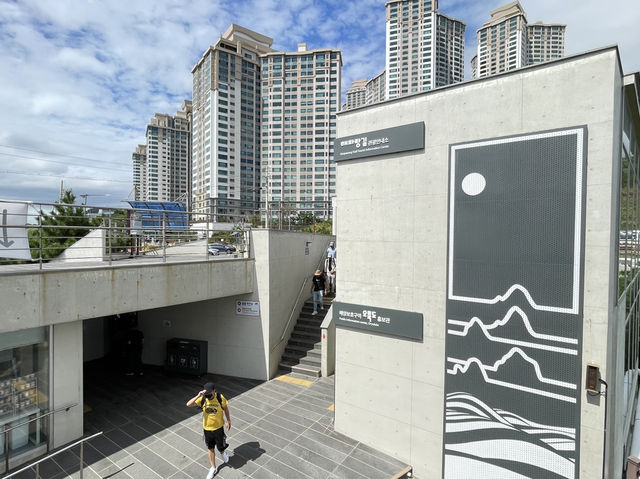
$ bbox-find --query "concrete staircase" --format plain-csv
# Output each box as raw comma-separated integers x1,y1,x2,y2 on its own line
278,296,332,377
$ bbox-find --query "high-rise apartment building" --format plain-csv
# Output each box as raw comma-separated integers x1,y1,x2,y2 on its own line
140,101,192,204
132,144,146,201
366,70,386,105
191,26,342,221
345,79,368,110
385,0,465,100
191,25,273,219
527,21,566,64
473,1,565,79
261,44,342,219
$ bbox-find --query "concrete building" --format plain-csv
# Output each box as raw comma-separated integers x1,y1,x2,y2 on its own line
260,43,342,219
191,25,273,220
136,101,192,205
131,144,146,201
385,0,465,99
334,46,640,478
474,1,565,78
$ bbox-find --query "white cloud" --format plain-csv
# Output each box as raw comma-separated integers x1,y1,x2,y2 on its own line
0,0,638,206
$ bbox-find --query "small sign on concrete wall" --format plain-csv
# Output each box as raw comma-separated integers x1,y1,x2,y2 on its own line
236,300,260,316
335,122,425,161
333,301,423,341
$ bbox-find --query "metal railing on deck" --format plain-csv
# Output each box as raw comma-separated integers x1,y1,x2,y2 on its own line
0,199,253,270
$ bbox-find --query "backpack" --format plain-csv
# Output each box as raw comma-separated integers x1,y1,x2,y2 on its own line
201,392,223,411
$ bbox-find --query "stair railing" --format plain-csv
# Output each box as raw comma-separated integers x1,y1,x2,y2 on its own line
271,246,328,354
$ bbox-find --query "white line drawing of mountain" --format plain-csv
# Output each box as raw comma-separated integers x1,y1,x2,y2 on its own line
447,347,577,403
448,283,579,314
445,392,575,479
447,305,578,355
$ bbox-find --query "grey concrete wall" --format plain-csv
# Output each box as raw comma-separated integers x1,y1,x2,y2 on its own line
135,229,332,381
252,230,333,378
334,48,622,478
0,259,253,335
51,321,83,448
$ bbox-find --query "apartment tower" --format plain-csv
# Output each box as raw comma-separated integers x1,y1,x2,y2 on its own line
191,25,273,220
473,1,565,78
132,144,146,201
140,101,192,205
261,43,342,219
345,79,368,110
385,0,465,100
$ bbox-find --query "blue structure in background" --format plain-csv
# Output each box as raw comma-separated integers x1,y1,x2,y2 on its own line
127,201,188,231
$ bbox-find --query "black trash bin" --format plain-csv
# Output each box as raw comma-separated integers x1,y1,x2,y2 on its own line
165,338,208,376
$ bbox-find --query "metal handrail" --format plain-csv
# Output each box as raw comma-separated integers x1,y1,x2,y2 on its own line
2,403,78,474
271,242,330,352
3,431,103,479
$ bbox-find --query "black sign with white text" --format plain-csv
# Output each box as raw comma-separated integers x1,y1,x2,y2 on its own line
333,301,423,341
335,122,425,161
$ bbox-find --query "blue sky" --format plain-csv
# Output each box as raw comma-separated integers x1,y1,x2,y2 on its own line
1,0,639,206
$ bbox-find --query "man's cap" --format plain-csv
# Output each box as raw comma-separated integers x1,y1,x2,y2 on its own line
329,241,335,246
203,382,215,393
315,269,322,275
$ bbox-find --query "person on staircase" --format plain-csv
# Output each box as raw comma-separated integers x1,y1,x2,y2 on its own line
324,253,336,296
310,269,326,315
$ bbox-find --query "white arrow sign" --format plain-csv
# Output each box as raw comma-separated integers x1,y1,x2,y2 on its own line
0,203,31,261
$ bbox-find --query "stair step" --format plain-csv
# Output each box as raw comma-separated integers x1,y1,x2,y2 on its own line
278,361,321,378
288,338,321,349
294,324,321,334
291,331,321,342
285,344,321,355
281,351,321,365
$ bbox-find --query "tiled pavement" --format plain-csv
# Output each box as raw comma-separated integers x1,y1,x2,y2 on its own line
9,362,410,478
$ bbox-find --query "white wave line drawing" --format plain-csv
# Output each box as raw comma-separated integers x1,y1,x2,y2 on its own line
447,348,577,403
446,392,576,437
447,307,578,355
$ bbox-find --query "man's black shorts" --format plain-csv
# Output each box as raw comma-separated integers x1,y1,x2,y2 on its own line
204,427,228,452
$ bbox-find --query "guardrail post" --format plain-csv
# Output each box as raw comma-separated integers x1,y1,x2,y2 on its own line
108,215,113,265
4,424,9,473
162,215,167,262
38,214,43,270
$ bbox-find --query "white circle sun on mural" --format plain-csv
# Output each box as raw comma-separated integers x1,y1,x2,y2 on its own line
461,172,486,196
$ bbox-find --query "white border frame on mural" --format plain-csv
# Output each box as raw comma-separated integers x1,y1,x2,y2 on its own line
448,128,584,314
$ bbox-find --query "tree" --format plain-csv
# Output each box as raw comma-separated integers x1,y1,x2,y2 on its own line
28,189,98,259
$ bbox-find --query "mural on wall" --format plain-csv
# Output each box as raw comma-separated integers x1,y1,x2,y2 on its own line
443,127,587,479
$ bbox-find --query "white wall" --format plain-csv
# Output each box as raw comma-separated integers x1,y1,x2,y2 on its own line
334,48,623,478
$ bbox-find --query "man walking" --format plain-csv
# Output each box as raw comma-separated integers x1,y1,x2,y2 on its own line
324,253,336,295
310,269,326,315
187,382,231,478
327,241,337,259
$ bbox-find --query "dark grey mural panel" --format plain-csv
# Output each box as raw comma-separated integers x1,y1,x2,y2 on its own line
443,127,587,479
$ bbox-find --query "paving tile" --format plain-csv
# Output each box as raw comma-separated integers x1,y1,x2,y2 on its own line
272,449,332,479
281,441,340,473
253,417,301,442
112,455,161,479
351,442,409,474
243,424,292,450
261,456,313,479
132,445,179,477
329,463,370,479
250,465,284,479
293,435,349,465
262,411,309,436
340,454,393,479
